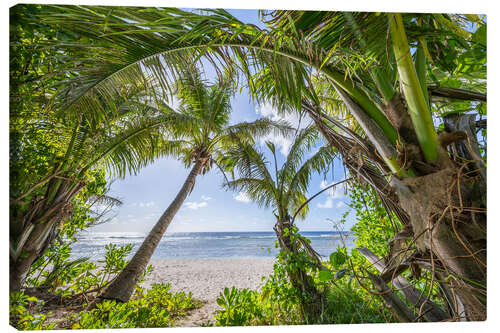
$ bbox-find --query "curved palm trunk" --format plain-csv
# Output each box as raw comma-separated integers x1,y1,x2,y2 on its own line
94,158,206,304
274,218,325,323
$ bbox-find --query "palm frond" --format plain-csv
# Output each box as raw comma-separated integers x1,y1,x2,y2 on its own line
223,178,277,209
219,117,294,146
88,194,123,208
278,125,320,195
284,144,337,207
83,114,190,178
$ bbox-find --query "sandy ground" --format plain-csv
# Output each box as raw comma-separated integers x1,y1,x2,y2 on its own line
144,258,276,327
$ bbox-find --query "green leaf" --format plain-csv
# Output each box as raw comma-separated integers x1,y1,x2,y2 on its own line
216,298,226,307
329,251,346,267
472,24,486,48
318,270,332,282
261,288,271,302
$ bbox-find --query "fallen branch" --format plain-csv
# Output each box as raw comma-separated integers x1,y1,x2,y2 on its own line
357,247,449,322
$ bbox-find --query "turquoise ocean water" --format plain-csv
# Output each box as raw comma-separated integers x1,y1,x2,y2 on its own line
71,231,355,260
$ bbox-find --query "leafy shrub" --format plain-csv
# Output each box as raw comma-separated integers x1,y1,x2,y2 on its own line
12,243,159,330
143,283,199,317
9,291,55,330
215,287,262,326
72,283,200,329
26,242,152,298
214,221,396,327
214,256,394,327
10,282,200,330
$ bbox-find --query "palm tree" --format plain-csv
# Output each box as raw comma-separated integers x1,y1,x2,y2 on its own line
10,6,197,292
9,81,193,292
32,6,486,320
95,69,292,304
221,125,337,323
243,12,487,321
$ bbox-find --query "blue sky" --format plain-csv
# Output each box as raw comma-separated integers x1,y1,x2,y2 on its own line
89,9,356,234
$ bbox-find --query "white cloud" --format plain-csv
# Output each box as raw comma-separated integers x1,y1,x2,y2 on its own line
255,103,307,156
234,192,252,203
317,180,346,209
317,197,334,209
201,195,212,201
184,201,208,210
319,180,345,199
132,201,155,208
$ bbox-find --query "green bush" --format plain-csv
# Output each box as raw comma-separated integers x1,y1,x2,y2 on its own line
10,282,201,330
215,251,394,327
9,291,55,330
71,283,200,329
215,287,262,326
26,242,153,298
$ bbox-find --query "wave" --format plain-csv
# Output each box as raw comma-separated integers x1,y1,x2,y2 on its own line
162,235,274,241
78,232,351,243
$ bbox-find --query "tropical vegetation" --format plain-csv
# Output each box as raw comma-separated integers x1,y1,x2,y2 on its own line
222,126,337,322
9,3,486,328
94,68,291,304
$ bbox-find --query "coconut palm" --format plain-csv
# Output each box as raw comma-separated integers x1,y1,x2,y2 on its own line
244,12,487,321
31,6,486,320
221,125,337,322
95,68,292,304
9,80,195,292
10,6,200,292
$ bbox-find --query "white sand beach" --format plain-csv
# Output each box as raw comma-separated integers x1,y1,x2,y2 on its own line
144,258,276,326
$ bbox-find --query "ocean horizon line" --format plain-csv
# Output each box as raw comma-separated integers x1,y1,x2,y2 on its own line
82,230,352,235
72,230,356,260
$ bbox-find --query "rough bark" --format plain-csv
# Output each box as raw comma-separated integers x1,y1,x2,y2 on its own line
273,218,325,324
10,181,77,293
93,158,206,304
367,272,417,322
10,250,41,293
304,99,486,321
428,86,487,103
392,168,486,321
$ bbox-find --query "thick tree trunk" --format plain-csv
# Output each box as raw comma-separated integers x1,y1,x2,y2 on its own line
10,251,40,293
392,167,486,321
391,114,487,321
9,217,62,293
305,100,486,321
273,218,325,323
94,158,206,304
10,177,83,293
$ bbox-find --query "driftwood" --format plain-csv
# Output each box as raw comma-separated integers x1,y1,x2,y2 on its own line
366,272,416,322
357,247,449,322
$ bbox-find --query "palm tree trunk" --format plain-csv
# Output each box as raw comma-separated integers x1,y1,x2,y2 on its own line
273,218,325,323
94,158,206,304
9,181,78,293
392,168,486,320
305,102,486,321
